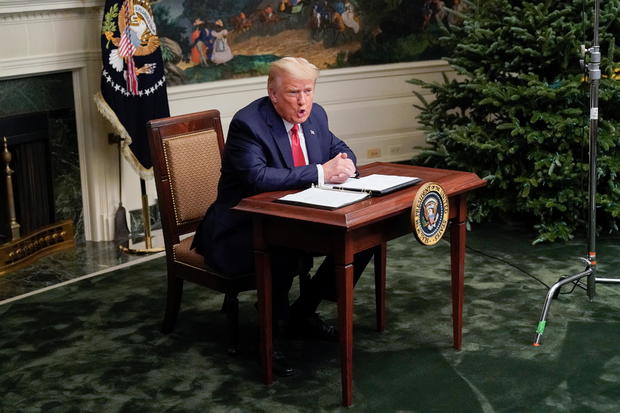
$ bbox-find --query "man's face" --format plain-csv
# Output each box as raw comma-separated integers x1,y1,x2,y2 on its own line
268,75,315,124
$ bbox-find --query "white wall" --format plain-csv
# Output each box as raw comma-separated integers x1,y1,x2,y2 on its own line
1,1,452,241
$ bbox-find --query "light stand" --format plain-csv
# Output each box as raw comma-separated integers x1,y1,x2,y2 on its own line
533,0,620,346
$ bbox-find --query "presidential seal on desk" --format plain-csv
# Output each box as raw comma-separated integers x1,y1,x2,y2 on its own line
412,182,449,246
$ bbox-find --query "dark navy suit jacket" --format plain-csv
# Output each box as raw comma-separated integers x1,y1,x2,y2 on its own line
192,96,356,275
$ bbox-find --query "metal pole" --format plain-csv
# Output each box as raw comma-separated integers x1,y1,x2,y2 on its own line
586,0,600,300
532,0,601,345
140,178,153,250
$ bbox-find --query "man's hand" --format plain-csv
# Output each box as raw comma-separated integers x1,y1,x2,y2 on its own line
322,153,356,184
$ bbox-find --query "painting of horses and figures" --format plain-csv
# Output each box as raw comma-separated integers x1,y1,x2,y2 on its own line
152,0,466,85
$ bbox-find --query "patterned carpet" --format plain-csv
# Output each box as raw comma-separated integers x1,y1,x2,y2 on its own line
2,222,620,412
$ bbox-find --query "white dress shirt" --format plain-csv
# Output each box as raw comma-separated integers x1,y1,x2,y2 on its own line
283,119,325,186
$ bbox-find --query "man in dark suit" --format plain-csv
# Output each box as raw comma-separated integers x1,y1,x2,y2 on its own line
192,57,373,373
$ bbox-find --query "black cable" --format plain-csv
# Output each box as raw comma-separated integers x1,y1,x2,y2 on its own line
462,241,592,295
461,242,551,289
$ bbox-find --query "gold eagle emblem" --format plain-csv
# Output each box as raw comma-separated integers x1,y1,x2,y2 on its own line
412,182,449,246
104,0,160,59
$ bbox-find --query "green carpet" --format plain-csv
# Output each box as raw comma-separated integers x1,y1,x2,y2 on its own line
2,222,620,412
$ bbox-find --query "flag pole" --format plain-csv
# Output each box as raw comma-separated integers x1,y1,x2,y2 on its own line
118,176,163,254
140,178,154,250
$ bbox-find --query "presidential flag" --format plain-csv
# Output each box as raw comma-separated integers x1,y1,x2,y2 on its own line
95,0,170,175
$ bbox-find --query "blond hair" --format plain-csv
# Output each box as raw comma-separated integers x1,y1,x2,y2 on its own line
267,57,319,89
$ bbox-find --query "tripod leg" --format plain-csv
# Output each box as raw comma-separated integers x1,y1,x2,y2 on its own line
533,268,592,346
552,276,567,299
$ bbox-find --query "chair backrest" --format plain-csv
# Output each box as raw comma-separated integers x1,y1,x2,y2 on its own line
147,110,224,250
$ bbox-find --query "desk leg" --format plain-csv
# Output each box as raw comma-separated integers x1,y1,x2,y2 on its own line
337,262,354,406
374,243,387,332
255,249,273,385
449,197,467,351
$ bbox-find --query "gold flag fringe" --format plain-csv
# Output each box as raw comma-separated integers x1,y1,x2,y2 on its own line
93,91,153,180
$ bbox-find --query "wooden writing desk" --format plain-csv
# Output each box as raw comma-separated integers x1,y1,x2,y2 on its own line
234,162,486,406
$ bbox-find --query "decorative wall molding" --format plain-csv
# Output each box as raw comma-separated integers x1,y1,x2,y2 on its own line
0,51,100,79
170,60,447,104
0,0,102,15
0,8,100,23
168,60,450,123
317,60,449,82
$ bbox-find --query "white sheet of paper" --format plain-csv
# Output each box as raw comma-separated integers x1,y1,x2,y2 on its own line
329,174,420,192
278,187,369,209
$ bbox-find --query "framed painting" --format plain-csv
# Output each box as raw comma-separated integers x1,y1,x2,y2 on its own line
151,0,465,85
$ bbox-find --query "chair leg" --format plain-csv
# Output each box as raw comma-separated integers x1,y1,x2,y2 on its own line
374,243,387,332
162,275,184,334
221,293,240,355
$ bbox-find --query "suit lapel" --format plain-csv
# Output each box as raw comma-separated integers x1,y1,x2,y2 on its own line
302,119,321,164
263,99,294,168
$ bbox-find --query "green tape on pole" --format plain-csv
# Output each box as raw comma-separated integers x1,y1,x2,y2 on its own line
536,321,546,334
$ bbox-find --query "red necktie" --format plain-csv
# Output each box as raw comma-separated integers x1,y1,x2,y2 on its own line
290,124,306,167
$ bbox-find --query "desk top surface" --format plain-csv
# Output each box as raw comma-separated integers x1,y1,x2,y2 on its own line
234,162,486,229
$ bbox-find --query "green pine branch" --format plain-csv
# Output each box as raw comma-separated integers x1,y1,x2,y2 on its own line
409,0,620,243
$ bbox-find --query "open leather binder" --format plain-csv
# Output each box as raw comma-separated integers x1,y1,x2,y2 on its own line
276,174,421,210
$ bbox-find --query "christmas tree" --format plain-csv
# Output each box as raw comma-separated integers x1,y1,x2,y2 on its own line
410,0,620,243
